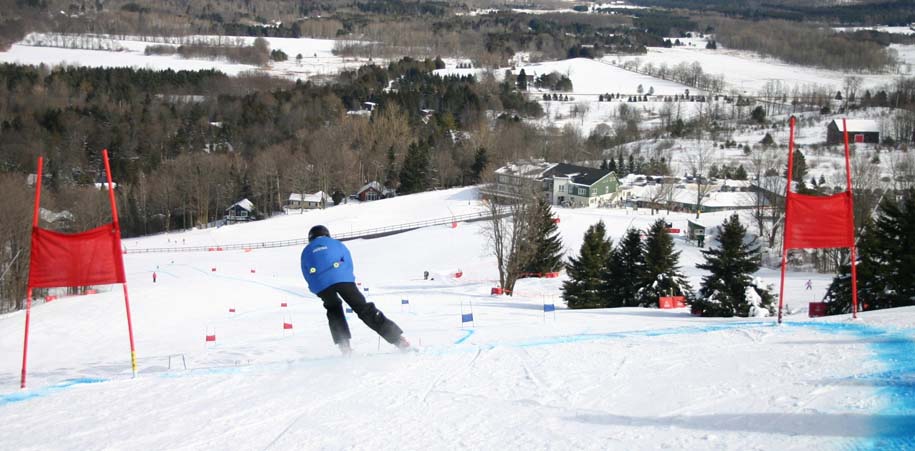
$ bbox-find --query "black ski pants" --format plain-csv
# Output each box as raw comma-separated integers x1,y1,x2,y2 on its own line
317,282,403,345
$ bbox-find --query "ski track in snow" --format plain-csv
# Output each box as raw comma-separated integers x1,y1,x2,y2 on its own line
2,320,913,449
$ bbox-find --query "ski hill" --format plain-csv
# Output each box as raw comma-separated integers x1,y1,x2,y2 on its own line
1,186,914,450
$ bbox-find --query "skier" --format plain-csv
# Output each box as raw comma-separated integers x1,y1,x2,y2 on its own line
805,279,812,290
152,272,157,283
301,225,410,355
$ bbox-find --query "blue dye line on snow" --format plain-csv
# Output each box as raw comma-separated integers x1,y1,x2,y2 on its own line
454,329,475,344
514,321,773,348
0,377,108,407
3,319,914,450
780,321,915,451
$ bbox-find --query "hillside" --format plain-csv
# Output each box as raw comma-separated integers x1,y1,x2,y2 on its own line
1,187,913,450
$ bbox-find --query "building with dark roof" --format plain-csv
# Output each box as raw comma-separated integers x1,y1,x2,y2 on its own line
488,159,619,207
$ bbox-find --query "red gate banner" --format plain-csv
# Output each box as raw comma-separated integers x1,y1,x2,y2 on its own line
784,192,854,249
777,118,858,323
28,224,126,288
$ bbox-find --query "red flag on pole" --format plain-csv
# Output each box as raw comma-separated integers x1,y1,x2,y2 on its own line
784,192,854,249
777,118,858,323
28,224,126,288
21,149,138,389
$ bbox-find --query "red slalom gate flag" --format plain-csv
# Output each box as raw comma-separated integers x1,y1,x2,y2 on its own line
283,322,293,330
784,192,854,249
28,224,126,288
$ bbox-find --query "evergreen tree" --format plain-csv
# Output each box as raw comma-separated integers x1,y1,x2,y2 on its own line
790,149,808,182
734,164,748,180
398,141,431,194
469,147,488,184
692,214,774,317
523,199,564,275
825,190,915,314
517,69,528,91
638,219,692,306
384,146,399,188
602,227,645,307
563,221,612,309
607,158,617,173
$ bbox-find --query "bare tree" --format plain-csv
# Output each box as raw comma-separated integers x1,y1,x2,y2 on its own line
842,76,863,112
748,146,786,250
645,181,675,215
0,174,33,312
684,145,717,218
480,179,539,295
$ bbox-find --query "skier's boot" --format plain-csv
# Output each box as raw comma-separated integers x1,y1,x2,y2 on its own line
338,339,353,357
394,336,412,352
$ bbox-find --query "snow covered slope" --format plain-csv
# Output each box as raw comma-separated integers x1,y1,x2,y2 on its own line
1,186,913,450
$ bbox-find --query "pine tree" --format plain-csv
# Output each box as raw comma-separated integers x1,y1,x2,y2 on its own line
638,219,692,306
826,190,915,314
398,141,431,194
523,199,564,275
693,214,774,317
469,147,488,184
517,69,527,91
602,227,645,307
787,149,807,182
563,221,611,309
384,146,398,188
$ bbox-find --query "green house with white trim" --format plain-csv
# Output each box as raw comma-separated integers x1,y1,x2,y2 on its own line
490,160,619,207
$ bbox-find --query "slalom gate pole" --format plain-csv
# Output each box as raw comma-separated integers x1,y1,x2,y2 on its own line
20,157,43,389
20,289,33,389
104,149,138,377
776,117,797,325
842,120,859,319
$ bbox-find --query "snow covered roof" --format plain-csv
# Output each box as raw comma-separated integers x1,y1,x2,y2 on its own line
495,159,557,178
544,163,612,186
831,119,878,133
752,176,796,196
39,207,73,224
358,181,395,196
721,180,752,189
289,191,328,203
227,198,254,212
94,182,117,190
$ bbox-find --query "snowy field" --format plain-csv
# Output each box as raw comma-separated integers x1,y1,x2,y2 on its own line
610,43,915,95
2,187,914,450
0,33,374,80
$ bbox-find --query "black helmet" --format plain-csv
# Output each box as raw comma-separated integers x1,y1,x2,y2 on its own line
308,225,330,242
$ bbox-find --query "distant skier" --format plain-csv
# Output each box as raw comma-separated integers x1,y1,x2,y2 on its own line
301,225,411,355
805,279,812,290
152,272,157,283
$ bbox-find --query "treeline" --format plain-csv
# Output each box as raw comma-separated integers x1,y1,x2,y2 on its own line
564,215,775,317
629,0,915,26
0,59,557,312
144,37,271,66
708,18,897,72
826,189,915,314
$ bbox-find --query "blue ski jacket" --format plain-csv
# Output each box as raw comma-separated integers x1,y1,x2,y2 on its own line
300,236,355,294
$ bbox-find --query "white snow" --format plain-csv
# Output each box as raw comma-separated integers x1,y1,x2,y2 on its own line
2,186,913,450
0,33,375,80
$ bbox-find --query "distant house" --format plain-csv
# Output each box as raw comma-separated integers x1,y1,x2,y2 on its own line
287,191,329,210
356,181,394,202
488,159,619,207
543,163,618,207
225,198,255,224
826,119,879,145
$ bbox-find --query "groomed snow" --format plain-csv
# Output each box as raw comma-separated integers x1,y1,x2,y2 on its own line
2,186,914,450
